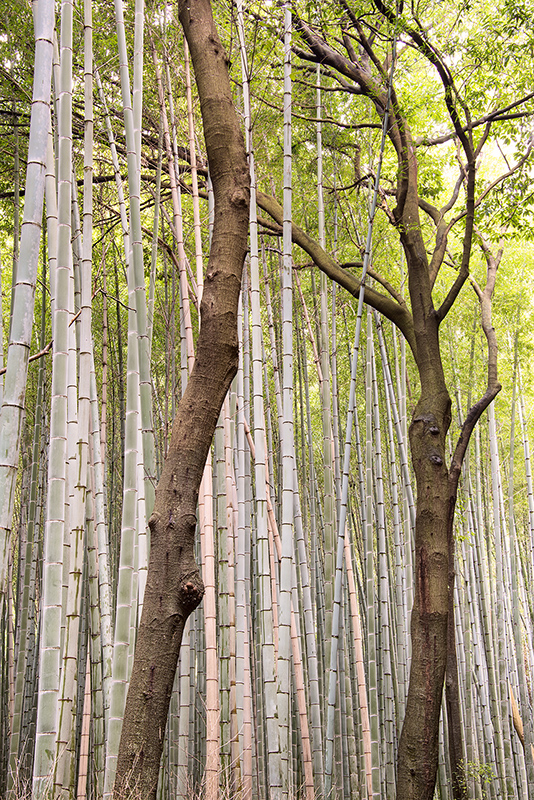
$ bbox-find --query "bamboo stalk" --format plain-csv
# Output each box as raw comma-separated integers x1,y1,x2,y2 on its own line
0,0,55,593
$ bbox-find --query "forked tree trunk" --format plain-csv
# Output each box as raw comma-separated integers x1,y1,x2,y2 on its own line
113,0,250,796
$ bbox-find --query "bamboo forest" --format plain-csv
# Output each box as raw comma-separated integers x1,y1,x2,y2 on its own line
2,0,534,797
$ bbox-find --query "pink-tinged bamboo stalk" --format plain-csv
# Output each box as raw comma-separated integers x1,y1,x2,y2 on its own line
76,656,92,800
344,531,373,800
290,607,315,800
199,458,220,800
223,399,241,788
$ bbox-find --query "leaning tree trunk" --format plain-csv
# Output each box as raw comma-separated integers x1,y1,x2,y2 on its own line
113,0,250,796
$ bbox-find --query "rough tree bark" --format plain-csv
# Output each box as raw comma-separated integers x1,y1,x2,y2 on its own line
112,0,250,796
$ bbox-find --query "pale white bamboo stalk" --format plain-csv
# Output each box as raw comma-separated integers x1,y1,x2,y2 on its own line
7,258,48,798
131,423,147,629
132,0,144,175
0,0,55,593
32,126,70,798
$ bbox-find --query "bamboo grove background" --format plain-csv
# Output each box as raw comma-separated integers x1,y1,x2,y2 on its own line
1,0,534,798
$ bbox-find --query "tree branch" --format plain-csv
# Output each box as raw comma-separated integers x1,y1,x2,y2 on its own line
417,92,534,147
256,189,416,353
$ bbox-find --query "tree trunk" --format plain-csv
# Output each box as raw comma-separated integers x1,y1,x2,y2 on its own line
396,390,451,799
113,0,250,796
395,210,453,800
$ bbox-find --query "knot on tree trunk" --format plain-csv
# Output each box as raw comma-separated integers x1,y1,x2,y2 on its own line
177,569,205,612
